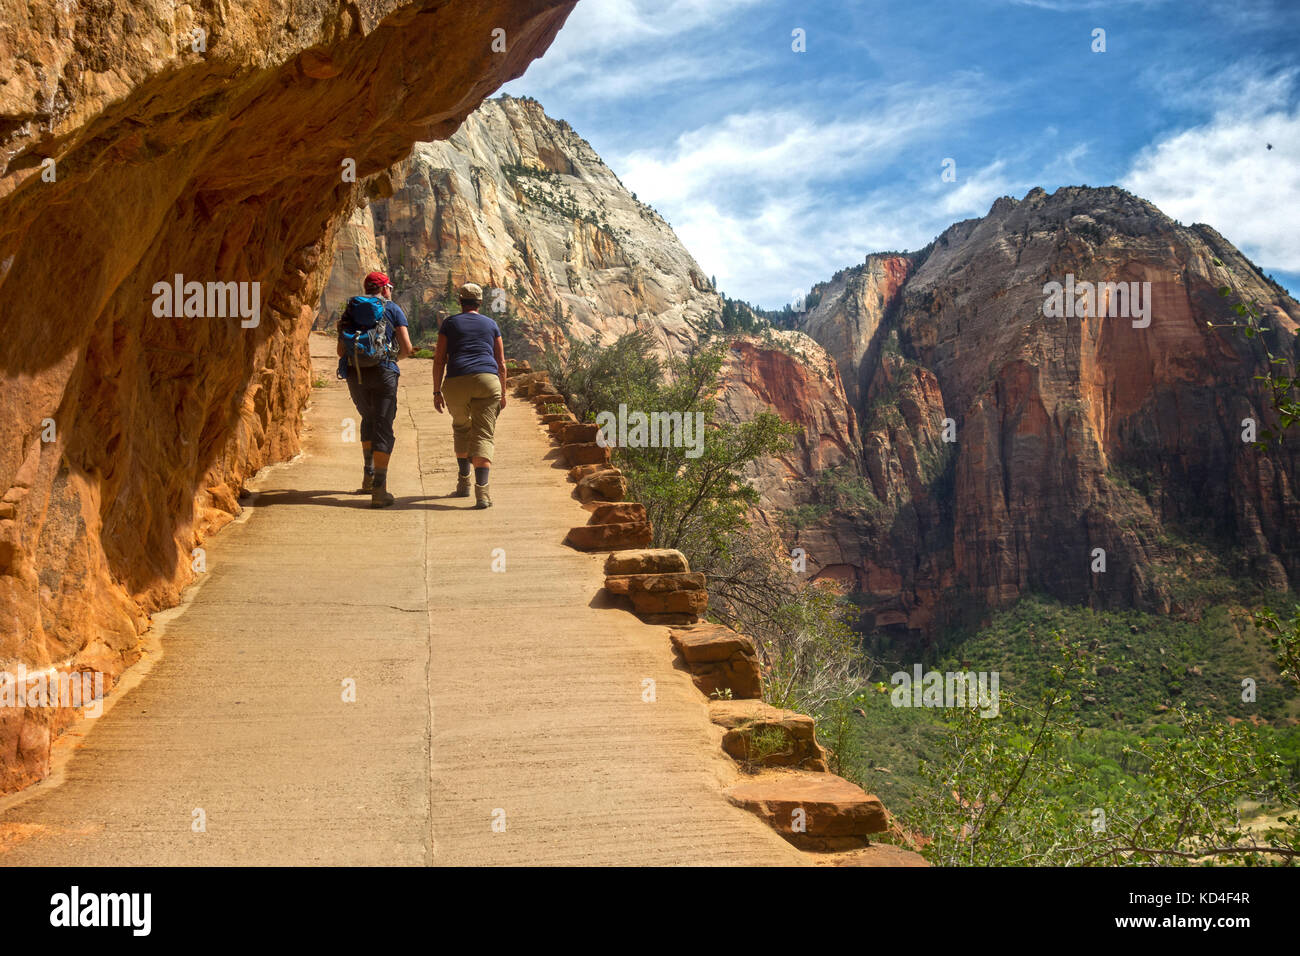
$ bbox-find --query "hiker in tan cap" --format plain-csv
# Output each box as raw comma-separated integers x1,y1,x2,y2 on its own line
432,282,507,509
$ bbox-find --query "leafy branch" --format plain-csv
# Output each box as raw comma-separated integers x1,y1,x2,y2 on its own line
1208,259,1299,447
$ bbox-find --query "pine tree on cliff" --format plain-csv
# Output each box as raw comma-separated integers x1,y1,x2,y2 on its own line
441,271,458,314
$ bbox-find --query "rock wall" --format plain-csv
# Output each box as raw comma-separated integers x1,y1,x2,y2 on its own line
0,0,574,792
802,254,912,411
316,99,1298,654
719,334,860,515
315,94,721,358
317,97,863,539
796,186,1300,642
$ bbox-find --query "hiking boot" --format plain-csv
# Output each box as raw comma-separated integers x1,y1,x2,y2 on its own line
361,470,375,493
370,488,395,509
474,482,492,509
453,474,472,498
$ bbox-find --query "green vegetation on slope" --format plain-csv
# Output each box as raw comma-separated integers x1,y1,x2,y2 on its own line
840,594,1300,864
934,593,1299,727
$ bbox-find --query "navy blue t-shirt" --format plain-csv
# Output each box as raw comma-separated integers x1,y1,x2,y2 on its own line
440,311,502,378
337,298,408,376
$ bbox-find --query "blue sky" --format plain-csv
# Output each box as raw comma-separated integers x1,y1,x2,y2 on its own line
503,0,1300,309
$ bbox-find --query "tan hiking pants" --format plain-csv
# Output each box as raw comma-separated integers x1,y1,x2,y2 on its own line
442,372,502,462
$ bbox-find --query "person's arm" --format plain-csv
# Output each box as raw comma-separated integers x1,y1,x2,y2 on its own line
432,333,448,413
394,325,414,360
388,302,414,360
494,334,508,410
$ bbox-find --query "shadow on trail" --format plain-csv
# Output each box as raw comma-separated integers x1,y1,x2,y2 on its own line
245,489,475,511
588,589,626,611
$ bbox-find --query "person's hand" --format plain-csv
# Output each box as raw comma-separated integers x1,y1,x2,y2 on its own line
434,392,446,413
499,393,508,411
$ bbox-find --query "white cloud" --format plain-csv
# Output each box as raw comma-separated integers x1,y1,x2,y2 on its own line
508,0,763,98
1122,70,1300,271
511,47,754,102
933,159,1014,219
606,80,1029,306
552,0,762,54
616,85,984,201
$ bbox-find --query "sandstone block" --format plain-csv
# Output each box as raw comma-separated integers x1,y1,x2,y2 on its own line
563,521,652,552
604,549,689,575
561,442,610,466
561,422,601,444
526,379,554,398
577,472,627,503
670,623,752,664
588,503,646,525
627,588,707,616
603,571,705,595
570,463,616,482
724,771,889,848
669,623,761,699
509,371,541,391
709,699,829,771
639,612,701,625
601,566,708,619
824,845,930,867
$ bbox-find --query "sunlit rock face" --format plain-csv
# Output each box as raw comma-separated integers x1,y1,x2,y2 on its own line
323,100,1298,652
0,0,574,791
317,94,721,356
796,186,1299,643
320,95,861,550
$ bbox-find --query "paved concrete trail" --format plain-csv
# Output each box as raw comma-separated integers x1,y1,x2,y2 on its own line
0,337,805,866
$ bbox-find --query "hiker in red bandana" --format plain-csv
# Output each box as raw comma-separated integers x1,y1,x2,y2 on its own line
336,271,414,508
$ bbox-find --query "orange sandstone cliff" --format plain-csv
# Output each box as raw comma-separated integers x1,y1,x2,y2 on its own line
790,188,1300,644
0,0,574,792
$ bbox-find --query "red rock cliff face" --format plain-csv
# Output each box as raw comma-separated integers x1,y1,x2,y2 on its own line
796,186,1300,643
0,0,574,792
719,335,860,515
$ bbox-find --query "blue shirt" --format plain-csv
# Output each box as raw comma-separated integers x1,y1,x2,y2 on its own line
337,298,408,376
440,311,502,378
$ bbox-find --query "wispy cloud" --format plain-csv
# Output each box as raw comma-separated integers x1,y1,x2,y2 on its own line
508,0,764,99
1123,68,1300,272
544,0,764,54
506,0,1300,306
513,48,757,102
608,78,1008,304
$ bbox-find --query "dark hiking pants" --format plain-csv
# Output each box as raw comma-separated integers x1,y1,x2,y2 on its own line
345,365,399,454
